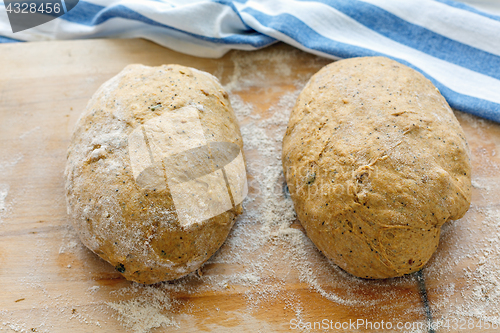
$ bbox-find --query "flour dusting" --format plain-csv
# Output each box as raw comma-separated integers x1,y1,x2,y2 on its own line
0,184,8,211
106,285,179,333
423,112,500,329
0,154,22,221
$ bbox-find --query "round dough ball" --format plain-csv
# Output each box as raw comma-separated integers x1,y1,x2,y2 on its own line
65,64,247,284
282,57,471,279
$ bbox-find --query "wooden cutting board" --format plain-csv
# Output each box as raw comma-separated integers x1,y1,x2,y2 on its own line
1,39,499,333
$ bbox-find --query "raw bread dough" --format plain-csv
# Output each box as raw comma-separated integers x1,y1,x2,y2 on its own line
65,64,247,284
282,57,471,279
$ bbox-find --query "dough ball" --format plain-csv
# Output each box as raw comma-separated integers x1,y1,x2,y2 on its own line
65,64,247,284
282,57,471,279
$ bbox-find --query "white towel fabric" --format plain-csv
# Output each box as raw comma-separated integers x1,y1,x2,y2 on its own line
1,0,499,121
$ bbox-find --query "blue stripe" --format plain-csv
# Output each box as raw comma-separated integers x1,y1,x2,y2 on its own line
436,83,500,123
242,7,500,121
242,7,381,59
215,0,255,33
61,0,68,13
61,1,275,47
435,0,500,22
59,1,113,25
305,0,500,80
0,35,23,43
220,0,249,3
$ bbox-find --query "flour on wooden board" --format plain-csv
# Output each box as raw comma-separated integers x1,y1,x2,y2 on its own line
0,154,22,223
0,184,8,211
422,113,500,327
102,55,500,332
106,285,179,333
2,49,500,333
102,50,421,331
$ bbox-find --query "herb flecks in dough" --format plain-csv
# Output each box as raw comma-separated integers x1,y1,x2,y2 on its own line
282,57,471,279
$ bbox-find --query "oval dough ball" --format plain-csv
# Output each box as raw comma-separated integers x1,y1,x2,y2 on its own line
282,57,471,279
65,64,247,284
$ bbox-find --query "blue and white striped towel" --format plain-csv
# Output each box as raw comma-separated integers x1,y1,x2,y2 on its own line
1,0,500,122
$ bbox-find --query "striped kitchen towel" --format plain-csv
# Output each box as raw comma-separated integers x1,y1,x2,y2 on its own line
1,0,499,122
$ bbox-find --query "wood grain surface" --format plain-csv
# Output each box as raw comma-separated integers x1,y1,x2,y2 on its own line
0,39,499,333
